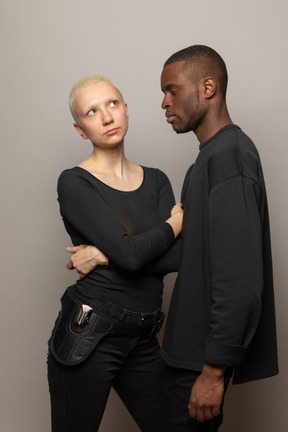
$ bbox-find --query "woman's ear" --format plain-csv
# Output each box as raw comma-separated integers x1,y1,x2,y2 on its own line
74,122,88,140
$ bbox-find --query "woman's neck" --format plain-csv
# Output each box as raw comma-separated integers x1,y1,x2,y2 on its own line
78,146,143,191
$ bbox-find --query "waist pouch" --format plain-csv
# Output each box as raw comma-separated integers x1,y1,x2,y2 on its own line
49,286,164,366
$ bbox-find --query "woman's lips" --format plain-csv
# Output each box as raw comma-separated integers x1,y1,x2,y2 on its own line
105,128,119,136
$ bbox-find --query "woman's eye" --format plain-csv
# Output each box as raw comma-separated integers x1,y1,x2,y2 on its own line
88,109,95,116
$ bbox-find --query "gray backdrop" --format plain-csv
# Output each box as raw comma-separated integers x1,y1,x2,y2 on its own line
1,0,286,431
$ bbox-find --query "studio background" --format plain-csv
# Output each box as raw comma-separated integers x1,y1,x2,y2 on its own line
0,1,286,431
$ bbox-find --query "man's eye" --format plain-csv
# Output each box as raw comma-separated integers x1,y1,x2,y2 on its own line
110,100,118,107
171,90,177,96
88,109,95,116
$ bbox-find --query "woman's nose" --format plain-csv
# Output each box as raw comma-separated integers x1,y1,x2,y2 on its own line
102,109,113,125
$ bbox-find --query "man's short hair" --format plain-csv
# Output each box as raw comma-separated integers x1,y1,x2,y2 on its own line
164,45,228,100
69,75,123,123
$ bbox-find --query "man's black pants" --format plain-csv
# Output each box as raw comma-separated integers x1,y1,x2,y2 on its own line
158,364,231,431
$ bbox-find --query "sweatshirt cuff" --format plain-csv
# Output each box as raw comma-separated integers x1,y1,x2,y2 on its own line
205,337,247,368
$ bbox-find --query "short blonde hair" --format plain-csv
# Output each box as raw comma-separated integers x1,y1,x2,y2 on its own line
69,74,123,123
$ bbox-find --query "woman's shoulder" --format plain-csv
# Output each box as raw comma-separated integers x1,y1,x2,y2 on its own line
141,165,172,190
141,165,169,179
57,167,95,193
58,166,93,181
58,166,79,177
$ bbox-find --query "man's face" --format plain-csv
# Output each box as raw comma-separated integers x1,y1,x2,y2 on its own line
161,61,206,134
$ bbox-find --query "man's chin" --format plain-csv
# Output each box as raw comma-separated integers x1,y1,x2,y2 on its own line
170,119,192,134
171,123,183,134
174,127,190,135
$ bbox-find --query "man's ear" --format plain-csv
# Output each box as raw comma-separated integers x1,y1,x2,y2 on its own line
203,78,216,99
74,122,88,140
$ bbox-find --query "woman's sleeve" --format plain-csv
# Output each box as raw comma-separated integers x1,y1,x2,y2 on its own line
57,169,175,271
142,237,182,275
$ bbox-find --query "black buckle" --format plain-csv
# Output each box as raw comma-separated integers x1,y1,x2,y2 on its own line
149,312,165,337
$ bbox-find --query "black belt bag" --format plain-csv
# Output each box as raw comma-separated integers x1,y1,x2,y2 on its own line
49,287,165,366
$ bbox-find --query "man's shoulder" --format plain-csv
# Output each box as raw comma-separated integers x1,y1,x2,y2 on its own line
206,126,262,187
209,125,257,157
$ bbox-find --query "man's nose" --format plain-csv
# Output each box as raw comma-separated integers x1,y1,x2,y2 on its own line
161,94,170,110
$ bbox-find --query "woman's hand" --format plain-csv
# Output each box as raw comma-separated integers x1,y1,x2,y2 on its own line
66,245,108,279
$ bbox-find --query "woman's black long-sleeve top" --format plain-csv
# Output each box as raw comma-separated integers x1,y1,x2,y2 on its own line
57,166,180,312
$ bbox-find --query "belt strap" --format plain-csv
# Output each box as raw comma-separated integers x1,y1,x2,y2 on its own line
67,286,160,322
112,312,165,338
66,286,165,338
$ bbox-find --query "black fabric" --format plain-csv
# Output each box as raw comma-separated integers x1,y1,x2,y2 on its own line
158,365,231,432
161,124,278,384
57,166,179,311
49,165,180,431
48,334,164,432
49,286,165,366
49,287,114,366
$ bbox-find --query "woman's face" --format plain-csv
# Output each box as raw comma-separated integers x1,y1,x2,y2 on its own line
73,81,129,148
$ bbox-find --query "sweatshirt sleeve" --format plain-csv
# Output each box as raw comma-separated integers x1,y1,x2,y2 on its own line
57,169,175,271
205,175,263,367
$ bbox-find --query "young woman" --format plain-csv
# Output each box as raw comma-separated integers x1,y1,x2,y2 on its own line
47,75,182,432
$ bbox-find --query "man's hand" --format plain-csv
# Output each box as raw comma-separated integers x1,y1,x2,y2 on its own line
188,363,225,422
171,202,183,216
66,245,108,279
167,203,183,238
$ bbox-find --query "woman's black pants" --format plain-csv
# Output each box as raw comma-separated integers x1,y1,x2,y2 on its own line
47,333,163,432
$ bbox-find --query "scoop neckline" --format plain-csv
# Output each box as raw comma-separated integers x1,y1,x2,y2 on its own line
73,165,145,193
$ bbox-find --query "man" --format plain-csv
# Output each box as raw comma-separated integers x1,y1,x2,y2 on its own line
66,45,278,431
158,45,278,431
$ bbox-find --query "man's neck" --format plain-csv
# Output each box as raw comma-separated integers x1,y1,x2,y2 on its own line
195,104,232,144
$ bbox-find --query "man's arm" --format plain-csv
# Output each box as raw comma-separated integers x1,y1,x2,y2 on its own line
187,176,263,421
206,176,263,366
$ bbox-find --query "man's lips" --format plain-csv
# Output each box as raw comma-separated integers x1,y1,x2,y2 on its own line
165,113,177,124
104,128,119,136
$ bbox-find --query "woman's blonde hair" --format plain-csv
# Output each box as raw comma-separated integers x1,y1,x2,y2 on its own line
69,75,123,123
